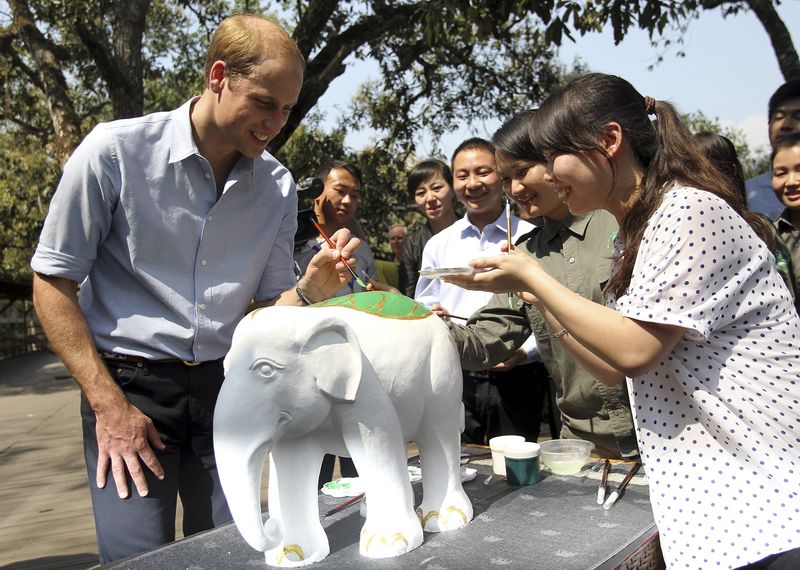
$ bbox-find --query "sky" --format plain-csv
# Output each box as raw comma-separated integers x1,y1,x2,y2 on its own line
314,1,799,158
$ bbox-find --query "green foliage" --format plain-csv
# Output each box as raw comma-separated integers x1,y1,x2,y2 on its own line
345,3,564,153
278,118,413,260
0,132,59,283
1,0,794,282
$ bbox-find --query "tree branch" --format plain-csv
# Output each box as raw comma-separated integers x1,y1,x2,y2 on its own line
743,0,800,80
74,0,150,118
291,0,340,59
270,2,421,152
8,0,81,164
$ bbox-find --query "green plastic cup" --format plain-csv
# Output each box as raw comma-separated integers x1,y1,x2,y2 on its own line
504,441,541,486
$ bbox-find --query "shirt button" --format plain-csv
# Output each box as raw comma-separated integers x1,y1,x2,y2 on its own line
208,215,213,221
201,259,208,266
204,173,210,180
568,257,575,263
199,303,206,310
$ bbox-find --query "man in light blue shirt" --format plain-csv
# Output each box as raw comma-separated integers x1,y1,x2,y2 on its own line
30,15,358,564
746,80,800,218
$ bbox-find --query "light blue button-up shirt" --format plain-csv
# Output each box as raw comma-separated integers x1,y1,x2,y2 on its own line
31,98,298,361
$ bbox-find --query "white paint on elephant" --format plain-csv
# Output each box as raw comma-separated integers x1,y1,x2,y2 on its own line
213,295,473,567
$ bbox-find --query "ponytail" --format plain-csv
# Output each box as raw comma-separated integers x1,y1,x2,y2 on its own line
529,73,764,298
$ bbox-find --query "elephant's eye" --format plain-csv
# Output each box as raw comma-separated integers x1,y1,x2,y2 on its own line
250,358,284,380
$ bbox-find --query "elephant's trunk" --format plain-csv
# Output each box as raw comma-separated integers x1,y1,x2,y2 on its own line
214,400,282,552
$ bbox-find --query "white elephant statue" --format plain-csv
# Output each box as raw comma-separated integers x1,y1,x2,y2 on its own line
213,291,472,567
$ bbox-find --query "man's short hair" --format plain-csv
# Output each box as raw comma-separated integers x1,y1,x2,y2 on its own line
314,160,363,189
203,14,305,83
771,131,800,162
768,80,800,122
451,137,496,165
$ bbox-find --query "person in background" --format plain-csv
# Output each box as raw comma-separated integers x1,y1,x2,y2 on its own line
29,14,359,564
771,132,800,316
696,131,796,304
447,73,800,569
399,159,459,297
415,138,546,445
375,224,406,288
294,159,382,487
294,160,378,298
745,80,800,218
449,110,637,458
388,223,407,262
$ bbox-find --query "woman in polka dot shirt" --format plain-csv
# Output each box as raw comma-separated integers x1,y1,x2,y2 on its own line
446,73,800,569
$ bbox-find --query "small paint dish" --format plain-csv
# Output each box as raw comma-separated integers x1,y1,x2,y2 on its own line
539,439,594,475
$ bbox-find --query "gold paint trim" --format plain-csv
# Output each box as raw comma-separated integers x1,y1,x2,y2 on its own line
365,532,408,553
276,544,305,563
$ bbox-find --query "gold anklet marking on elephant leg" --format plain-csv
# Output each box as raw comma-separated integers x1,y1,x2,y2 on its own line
365,532,408,553
276,544,305,563
444,506,469,525
420,510,440,526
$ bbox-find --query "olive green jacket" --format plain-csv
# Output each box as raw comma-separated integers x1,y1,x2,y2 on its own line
449,210,639,458
772,210,800,316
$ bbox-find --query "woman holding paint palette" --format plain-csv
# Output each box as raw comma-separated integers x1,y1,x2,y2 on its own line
446,74,800,569
448,110,638,459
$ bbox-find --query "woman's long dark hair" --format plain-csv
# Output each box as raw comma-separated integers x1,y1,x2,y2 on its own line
695,132,773,247
492,110,544,162
528,73,759,298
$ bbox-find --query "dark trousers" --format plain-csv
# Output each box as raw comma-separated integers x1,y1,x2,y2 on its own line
81,359,232,564
736,547,800,569
461,361,550,445
318,454,358,489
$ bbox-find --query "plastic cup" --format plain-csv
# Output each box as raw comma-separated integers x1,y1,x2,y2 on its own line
503,441,541,486
488,435,525,476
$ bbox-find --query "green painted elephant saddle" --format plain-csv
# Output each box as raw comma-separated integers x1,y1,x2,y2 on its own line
311,291,432,320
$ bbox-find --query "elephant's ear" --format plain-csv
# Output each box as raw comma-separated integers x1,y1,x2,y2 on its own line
302,317,362,402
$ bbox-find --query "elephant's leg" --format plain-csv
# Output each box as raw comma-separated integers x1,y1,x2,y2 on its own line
263,439,328,568
416,397,473,532
342,412,424,558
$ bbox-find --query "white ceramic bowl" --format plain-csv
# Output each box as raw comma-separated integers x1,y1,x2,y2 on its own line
539,439,594,475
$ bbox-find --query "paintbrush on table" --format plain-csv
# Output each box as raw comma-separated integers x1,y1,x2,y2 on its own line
597,459,610,505
312,220,372,290
323,492,365,518
603,462,641,510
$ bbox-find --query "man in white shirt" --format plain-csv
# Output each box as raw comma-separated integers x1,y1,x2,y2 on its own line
415,138,546,444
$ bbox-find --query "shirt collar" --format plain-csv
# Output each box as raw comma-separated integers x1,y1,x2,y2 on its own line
169,98,201,164
775,208,795,232
168,98,256,189
541,211,594,242
458,210,507,236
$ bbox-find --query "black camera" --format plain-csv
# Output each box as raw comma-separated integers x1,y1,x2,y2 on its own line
295,177,324,247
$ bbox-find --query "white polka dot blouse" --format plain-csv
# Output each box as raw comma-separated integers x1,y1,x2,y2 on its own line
613,186,800,569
